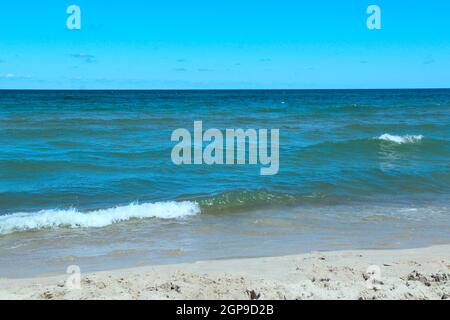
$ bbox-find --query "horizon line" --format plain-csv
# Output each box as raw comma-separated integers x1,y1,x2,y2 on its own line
1,88,449,91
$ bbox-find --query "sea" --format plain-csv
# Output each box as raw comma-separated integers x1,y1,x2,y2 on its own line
0,89,449,277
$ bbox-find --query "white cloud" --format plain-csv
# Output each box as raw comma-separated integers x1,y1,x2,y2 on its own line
0,73,33,80
1,73,15,79
71,52,96,63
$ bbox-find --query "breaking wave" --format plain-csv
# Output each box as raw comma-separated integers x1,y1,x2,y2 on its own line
376,134,424,144
0,201,200,235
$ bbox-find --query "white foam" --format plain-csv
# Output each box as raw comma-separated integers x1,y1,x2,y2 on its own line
377,134,423,144
0,201,200,235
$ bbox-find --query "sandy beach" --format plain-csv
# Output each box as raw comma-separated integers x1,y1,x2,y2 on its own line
1,244,448,300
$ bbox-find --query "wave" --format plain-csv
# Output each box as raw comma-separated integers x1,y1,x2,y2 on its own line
376,134,424,144
0,201,199,235
2,187,450,235
197,189,337,214
198,190,297,213
298,134,441,155
195,186,450,215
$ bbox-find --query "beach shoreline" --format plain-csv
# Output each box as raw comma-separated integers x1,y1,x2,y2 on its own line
1,244,448,300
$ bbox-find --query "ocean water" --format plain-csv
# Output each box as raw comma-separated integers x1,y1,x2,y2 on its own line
0,89,449,277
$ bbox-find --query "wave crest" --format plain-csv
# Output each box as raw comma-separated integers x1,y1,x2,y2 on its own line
376,134,423,144
0,201,200,235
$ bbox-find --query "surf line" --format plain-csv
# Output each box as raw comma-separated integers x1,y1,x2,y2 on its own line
171,121,279,176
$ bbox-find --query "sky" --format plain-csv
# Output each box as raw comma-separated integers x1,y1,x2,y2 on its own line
0,0,449,89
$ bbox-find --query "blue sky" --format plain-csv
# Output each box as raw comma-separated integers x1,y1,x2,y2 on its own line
0,0,449,89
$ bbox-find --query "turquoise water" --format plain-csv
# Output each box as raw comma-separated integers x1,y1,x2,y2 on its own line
0,89,449,276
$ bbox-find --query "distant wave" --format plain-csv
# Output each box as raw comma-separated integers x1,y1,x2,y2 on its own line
376,134,424,144
301,134,432,153
0,201,200,235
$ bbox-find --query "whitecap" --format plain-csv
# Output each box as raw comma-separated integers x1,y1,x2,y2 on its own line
376,133,423,144
0,201,200,235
